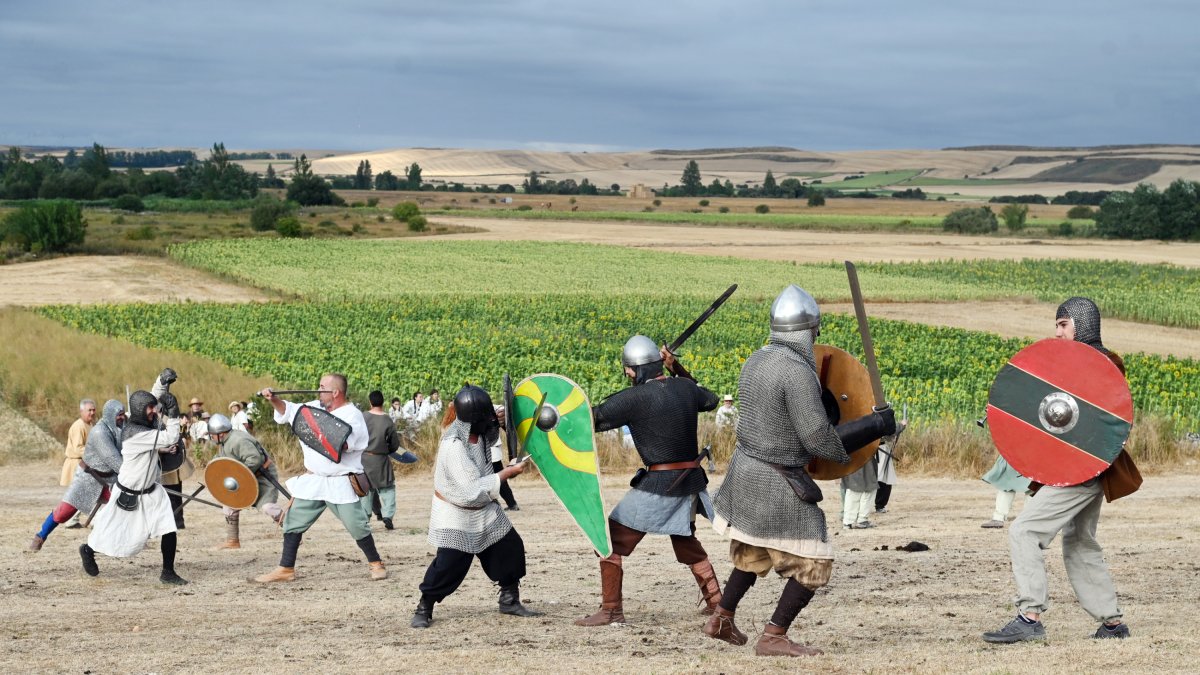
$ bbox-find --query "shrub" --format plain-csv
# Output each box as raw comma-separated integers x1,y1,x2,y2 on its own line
718,206,730,213
1000,203,1028,232
350,201,364,208
407,215,428,232
1066,205,1096,220
275,216,303,238
392,201,420,221
352,223,364,234
755,204,770,214
1057,220,1074,237
652,199,662,207
942,206,999,234
516,205,533,211
113,193,145,212
125,225,155,241
250,196,292,232
112,215,126,225
699,199,710,207
807,192,826,207
1,200,87,253
643,206,655,212
366,197,380,208
317,220,337,228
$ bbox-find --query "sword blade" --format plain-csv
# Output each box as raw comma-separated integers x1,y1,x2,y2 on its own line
666,284,738,354
162,485,224,510
845,261,887,407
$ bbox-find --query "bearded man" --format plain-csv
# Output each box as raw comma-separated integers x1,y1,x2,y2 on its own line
705,285,895,657
81,390,188,585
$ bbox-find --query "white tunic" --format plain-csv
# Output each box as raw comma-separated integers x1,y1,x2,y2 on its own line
88,419,181,557
276,399,368,504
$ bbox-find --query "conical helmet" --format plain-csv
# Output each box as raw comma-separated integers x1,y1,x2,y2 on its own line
621,335,661,367
770,284,820,332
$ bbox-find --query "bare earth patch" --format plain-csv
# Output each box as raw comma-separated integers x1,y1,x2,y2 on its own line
0,256,275,307
3,462,1197,673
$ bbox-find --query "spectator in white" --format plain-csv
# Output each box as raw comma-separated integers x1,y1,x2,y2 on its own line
389,397,404,424
402,390,426,424
424,389,443,423
190,412,211,447
715,395,738,430
229,400,252,433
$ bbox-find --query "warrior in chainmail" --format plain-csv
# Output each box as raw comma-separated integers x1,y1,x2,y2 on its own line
983,296,1139,644
575,335,723,627
704,285,895,657
81,390,190,585
29,399,125,552
411,386,541,629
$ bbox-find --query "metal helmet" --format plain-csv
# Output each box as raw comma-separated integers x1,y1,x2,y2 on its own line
770,284,820,332
453,385,495,426
207,413,233,435
621,335,661,368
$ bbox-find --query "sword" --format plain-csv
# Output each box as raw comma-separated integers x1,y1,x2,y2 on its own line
255,390,332,397
162,485,225,510
666,284,738,355
503,373,518,461
81,496,105,528
845,261,888,411
666,444,712,494
172,483,208,515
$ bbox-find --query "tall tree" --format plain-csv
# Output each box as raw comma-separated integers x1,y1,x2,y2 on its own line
79,143,111,179
681,160,702,196
405,162,422,189
287,154,341,206
762,170,778,196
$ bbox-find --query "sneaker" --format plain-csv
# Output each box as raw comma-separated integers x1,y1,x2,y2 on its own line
855,520,875,529
981,519,1005,529
982,616,1046,643
1093,622,1130,639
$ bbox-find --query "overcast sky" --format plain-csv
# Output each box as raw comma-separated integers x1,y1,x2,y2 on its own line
2,1,1196,152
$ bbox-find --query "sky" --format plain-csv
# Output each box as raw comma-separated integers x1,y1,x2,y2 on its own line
1,0,1197,152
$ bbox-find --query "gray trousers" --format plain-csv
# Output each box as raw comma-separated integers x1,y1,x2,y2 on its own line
1008,479,1121,622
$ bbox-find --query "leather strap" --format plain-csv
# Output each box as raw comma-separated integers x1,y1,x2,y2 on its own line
435,490,486,510
80,460,115,480
116,480,157,495
648,460,701,472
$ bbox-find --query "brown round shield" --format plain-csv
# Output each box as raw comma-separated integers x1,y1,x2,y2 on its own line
987,338,1133,487
204,457,259,509
807,345,880,480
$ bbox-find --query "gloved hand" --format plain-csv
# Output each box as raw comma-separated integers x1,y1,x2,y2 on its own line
836,404,896,453
159,368,178,386
159,392,181,419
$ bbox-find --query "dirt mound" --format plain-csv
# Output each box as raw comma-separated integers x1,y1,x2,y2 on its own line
0,399,58,464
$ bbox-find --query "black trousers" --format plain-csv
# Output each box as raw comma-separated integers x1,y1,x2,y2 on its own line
419,528,526,603
875,482,893,510
490,461,517,508
164,482,184,526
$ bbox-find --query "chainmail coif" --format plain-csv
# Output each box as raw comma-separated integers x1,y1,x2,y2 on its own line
1056,296,1104,351
712,328,849,543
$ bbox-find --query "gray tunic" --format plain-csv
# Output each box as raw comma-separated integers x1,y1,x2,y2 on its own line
362,412,401,489
216,429,279,508
842,453,879,493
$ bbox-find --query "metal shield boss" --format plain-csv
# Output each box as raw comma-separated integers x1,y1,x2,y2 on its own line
808,345,880,480
987,338,1133,487
291,405,352,463
205,457,259,509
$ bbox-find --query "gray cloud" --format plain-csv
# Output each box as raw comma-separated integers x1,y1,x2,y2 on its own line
1,0,1196,150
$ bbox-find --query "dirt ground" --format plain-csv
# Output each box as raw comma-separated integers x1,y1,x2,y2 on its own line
3,462,1196,673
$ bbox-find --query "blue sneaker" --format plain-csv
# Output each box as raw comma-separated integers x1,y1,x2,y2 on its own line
982,616,1046,643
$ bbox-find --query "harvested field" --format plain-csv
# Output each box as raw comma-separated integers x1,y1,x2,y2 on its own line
3,462,1197,673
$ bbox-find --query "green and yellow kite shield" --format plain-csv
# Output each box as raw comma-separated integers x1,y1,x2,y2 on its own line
513,373,610,557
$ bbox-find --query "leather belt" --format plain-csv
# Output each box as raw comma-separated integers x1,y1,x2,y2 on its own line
80,460,115,480
648,460,701,471
116,480,158,496
434,490,486,510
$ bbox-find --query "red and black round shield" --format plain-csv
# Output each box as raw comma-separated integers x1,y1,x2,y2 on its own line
986,339,1133,487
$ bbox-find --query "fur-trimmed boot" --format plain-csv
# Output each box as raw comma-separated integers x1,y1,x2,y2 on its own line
574,555,625,626
690,558,723,615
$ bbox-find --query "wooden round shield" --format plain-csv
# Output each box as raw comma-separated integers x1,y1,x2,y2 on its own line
204,457,259,509
808,345,880,480
987,338,1133,487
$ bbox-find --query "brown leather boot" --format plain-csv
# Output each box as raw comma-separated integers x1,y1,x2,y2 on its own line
369,561,388,580
29,535,45,552
703,606,748,645
253,566,296,583
690,558,722,615
574,555,625,626
754,624,824,657
217,515,240,550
